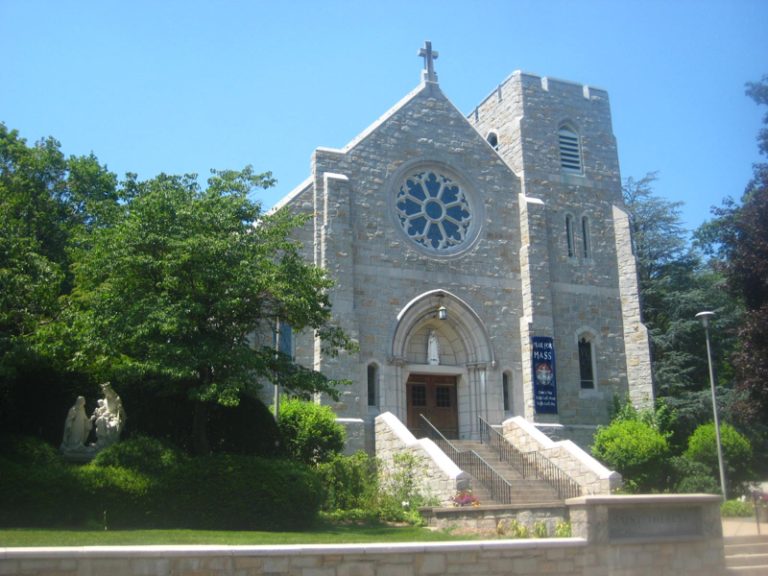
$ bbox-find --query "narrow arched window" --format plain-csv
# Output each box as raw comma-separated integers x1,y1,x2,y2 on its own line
581,215,591,258
367,363,379,406
487,131,499,150
275,321,293,357
565,214,575,258
578,337,595,389
502,372,510,412
559,125,582,173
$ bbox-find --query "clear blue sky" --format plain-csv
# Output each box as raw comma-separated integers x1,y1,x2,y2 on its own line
2,0,765,233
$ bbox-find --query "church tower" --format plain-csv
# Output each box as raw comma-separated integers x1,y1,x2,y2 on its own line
273,44,652,451
468,72,653,435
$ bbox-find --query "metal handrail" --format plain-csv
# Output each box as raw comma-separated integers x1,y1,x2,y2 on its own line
419,414,515,505
478,416,582,500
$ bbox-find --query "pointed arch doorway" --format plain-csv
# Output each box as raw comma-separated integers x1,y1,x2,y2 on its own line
406,373,458,438
391,289,495,440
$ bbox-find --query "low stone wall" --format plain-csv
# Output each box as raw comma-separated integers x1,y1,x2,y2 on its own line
375,412,469,505
420,503,568,535
0,495,726,576
502,416,621,494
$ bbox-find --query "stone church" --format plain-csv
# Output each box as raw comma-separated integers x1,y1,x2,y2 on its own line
271,43,653,451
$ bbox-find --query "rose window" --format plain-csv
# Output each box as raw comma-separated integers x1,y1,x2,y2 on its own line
395,170,473,252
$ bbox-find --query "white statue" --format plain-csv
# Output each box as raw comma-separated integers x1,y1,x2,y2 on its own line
60,396,92,452
91,382,126,449
427,329,440,365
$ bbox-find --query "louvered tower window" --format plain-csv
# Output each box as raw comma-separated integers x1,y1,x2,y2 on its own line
559,125,582,172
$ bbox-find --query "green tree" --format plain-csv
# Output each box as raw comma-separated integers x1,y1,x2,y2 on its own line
684,422,753,497
696,76,768,428
0,125,119,440
623,174,741,447
53,168,353,453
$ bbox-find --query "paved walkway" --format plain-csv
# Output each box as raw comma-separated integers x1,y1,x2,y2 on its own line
722,516,766,537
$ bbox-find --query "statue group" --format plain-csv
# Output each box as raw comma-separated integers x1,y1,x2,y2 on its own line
60,382,126,460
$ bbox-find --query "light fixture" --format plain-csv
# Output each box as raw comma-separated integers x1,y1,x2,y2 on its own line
696,310,726,500
437,304,447,321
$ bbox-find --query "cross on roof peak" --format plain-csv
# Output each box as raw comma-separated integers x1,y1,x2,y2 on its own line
418,41,439,83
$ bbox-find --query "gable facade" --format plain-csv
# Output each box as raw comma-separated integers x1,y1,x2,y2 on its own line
272,51,652,451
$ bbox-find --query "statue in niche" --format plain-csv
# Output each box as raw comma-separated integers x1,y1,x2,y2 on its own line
427,329,440,365
60,396,93,453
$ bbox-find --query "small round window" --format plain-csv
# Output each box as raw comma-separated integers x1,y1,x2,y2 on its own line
395,168,475,254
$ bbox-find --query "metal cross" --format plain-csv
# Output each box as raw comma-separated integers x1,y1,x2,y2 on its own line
418,41,439,82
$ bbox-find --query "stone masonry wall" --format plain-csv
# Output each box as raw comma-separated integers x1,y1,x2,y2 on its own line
470,71,652,426
502,416,621,494
375,412,469,505
2,495,725,576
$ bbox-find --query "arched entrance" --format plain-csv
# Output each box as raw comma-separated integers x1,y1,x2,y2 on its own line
390,290,495,439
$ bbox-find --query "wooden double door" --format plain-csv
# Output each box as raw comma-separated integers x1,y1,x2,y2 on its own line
406,374,458,439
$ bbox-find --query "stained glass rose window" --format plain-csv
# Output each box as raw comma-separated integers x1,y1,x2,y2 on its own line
395,169,474,253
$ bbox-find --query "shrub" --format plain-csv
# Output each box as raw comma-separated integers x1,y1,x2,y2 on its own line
668,455,720,494
497,519,530,538
377,452,437,525
554,520,572,537
721,499,753,517
0,434,321,530
159,454,322,530
90,435,187,475
277,398,345,465
685,422,753,497
0,435,85,527
533,521,548,538
315,451,378,512
0,434,61,466
74,465,155,528
592,419,670,492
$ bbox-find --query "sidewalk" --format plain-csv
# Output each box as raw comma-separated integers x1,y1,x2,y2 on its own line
722,516,766,538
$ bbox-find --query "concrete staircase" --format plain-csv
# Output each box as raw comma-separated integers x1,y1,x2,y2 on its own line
725,535,768,575
450,439,563,507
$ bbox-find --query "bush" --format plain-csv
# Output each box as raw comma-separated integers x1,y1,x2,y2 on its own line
721,499,754,517
592,419,670,492
159,454,321,530
0,434,321,530
685,422,753,497
668,455,720,494
74,465,155,528
277,398,345,465
0,434,61,466
90,435,187,475
316,451,378,512
377,452,437,525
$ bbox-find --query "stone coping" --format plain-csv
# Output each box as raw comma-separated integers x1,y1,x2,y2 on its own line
0,538,587,558
566,493,722,506
422,501,566,513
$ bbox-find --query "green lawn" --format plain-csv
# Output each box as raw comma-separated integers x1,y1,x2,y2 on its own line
0,523,479,547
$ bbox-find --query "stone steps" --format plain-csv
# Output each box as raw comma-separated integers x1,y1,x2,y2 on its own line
450,440,562,507
725,535,768,575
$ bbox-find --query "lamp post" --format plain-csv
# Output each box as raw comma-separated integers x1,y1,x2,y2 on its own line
696,310,727,500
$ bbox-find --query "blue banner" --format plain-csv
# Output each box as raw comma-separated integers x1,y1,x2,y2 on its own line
532,336,557,414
